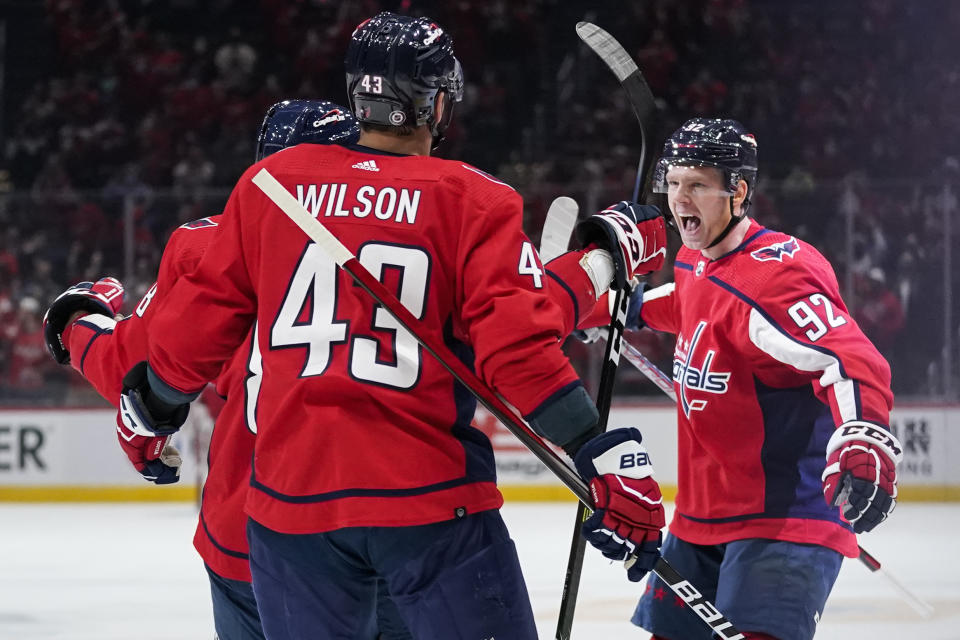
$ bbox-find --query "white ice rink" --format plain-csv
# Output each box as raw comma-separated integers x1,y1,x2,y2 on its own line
1,501,957,639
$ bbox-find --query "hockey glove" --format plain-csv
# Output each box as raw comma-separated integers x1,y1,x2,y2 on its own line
115,413,182,484
575,201,666,289
43,277,124,364
574,427,665,581
822,420,903,533
119,362,189,437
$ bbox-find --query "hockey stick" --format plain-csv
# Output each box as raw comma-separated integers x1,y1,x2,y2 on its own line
251,167,589,503
253,167,744,639
856,539,934,617
540,197,579,263
615,336,936,618
620,334,677,400
555,22,660,640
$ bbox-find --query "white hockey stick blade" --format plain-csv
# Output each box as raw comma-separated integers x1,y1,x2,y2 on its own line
539,196,578,262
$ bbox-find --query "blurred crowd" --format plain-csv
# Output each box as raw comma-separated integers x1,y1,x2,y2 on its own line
1,0,957,403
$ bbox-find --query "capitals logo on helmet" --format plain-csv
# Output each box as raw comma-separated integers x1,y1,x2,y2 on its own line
653,118,759,214
256,99,360,162
345,12,464,148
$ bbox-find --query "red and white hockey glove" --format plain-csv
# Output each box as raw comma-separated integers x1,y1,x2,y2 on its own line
822,420,902,533
575,201,666,289
43,277,124,364
574,427,665,581
115,413,182,485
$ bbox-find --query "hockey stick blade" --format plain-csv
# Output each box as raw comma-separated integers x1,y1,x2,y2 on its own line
251,167,591,505
540,196,579,262
576,22,657,201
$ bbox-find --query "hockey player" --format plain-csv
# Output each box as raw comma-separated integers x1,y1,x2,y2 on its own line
620,118,900,640
114,12,668,640
41,100,417,640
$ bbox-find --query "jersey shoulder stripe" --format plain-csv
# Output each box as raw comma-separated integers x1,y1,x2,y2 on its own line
707,274,863,421
459,164,516,191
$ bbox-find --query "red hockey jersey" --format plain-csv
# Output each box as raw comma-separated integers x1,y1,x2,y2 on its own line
146,144,581,534
641,220,893,557
65,215,255,580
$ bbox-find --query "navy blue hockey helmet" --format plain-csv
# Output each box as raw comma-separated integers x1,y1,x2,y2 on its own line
345,12,463,147
653,118,759,213
256,100,360,161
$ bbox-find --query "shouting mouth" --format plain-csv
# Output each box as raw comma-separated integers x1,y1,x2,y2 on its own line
678,214,701,234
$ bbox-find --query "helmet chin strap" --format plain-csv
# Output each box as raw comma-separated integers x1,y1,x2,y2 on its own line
706,197,745,249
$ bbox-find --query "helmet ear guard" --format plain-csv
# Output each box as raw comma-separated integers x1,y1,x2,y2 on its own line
345,12,463,148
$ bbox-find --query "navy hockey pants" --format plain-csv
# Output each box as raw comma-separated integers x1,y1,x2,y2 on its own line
632,534,843,640
206,564,265,640
247,509,537,640
207,563,411,640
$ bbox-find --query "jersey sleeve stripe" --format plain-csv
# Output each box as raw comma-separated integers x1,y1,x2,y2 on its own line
75,315,117,376
545,269,580,327
706,274,862,421
642,282,676,303
748,308,860,422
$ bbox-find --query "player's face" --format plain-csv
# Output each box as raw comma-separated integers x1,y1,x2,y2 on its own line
665,166,732,251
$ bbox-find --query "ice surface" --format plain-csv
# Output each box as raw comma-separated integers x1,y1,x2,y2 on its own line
1,501,957,639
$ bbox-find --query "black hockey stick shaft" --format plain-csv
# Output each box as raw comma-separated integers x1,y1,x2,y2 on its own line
251,168,593,504
555,21,660,640
555,288,627,639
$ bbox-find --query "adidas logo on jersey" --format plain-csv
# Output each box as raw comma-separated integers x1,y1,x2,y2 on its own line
352,160,380,172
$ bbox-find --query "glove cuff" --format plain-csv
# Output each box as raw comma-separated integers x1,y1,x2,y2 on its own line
578,249,615,300
825,420,903,464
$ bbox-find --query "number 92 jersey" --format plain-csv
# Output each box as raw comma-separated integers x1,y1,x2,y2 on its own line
146,144,580,535
640,219,893,558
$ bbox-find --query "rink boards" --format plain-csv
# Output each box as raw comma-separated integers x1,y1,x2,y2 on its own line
0,403,956,501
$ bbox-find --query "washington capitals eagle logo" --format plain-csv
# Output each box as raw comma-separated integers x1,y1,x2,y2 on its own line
751,237,800,263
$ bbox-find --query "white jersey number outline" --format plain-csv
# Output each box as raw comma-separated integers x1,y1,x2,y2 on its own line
787,293,847,342
267,241,430,388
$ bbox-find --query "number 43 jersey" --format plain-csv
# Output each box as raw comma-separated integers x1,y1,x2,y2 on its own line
146,144,581,534
640,219,894,557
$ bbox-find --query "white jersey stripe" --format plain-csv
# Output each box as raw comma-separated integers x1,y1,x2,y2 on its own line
748,307,858,422
643,282,675,303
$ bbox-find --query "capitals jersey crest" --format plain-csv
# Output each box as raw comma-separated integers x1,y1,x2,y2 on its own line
751,237,799,262
673,320,731,417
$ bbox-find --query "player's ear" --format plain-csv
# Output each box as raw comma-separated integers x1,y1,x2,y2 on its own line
733,178,748,210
